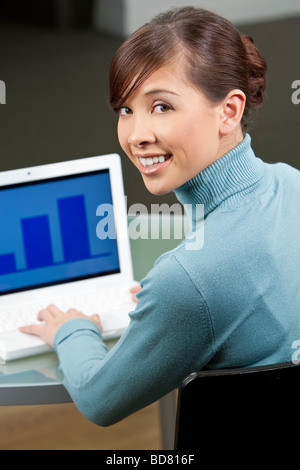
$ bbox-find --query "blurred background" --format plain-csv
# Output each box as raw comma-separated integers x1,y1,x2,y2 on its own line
1,0,299,211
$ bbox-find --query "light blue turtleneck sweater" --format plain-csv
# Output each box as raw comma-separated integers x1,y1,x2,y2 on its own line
54,135,300,426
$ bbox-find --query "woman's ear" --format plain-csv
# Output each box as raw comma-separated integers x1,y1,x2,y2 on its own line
219,89,246,135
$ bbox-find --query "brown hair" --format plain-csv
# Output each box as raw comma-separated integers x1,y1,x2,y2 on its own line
109,7,267,133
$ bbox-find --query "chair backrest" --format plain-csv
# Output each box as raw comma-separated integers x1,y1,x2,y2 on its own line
174,361,300,449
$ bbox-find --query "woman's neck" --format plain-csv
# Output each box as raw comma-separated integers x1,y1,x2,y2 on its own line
215,127,245,164
174,133,265,220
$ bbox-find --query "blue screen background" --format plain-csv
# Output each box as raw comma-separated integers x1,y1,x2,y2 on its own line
0,170,120,294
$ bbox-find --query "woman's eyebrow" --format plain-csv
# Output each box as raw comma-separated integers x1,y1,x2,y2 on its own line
144,89,179,97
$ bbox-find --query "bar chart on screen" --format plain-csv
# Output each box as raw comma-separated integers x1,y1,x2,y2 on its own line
0,194,108,276
0,171,120,294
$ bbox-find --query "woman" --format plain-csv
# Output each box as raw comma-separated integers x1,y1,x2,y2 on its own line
21,7,300,426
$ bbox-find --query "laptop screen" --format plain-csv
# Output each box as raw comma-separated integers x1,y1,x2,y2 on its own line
0,169,120,295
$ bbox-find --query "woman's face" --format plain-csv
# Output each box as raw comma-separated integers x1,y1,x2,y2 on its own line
117,59,225,195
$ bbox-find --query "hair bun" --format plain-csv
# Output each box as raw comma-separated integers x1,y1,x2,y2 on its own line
241,34,267,108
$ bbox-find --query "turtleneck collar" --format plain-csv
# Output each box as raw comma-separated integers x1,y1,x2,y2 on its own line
174,134,265,219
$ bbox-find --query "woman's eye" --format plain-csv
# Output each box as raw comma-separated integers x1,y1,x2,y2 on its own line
153,103,171,113
119,106,132,116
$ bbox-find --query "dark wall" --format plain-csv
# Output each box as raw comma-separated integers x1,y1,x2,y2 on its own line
1,0,94,28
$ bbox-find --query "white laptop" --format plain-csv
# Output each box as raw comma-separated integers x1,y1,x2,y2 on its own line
0,154,137,362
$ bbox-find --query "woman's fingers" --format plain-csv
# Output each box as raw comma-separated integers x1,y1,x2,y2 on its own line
130,284,141,303
90,313,103,332
19,323,47,336
130,285,141,293
20,304,103,347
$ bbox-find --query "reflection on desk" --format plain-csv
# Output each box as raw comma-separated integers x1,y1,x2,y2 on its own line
0,338,117,389
0,352,62,385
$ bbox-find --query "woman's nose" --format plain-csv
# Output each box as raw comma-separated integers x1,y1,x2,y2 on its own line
128,119,156,147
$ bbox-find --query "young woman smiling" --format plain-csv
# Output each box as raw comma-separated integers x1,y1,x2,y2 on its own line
116,59,245,196
21,7,300,426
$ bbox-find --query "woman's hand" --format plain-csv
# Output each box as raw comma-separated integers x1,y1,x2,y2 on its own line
130,284,141,303
20,284,139,348
19,304,102,348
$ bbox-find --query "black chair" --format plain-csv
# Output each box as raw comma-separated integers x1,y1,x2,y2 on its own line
174,361,300,449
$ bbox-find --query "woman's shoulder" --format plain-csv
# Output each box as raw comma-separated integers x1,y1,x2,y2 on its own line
268,160,300,185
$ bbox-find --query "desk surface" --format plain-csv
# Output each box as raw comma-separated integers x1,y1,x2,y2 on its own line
0,215,186,405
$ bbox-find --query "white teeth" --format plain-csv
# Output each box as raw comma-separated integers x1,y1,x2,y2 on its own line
139,155,167,167
140,157,147,167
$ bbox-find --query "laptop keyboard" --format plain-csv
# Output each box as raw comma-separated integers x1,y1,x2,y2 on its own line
0,286,136,335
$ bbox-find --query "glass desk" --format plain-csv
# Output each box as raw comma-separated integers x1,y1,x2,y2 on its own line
0,215,187,449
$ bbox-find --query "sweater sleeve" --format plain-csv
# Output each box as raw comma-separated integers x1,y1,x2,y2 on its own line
53,252,214,426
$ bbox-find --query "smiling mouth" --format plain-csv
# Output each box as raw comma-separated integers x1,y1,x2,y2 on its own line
138,154,172,168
